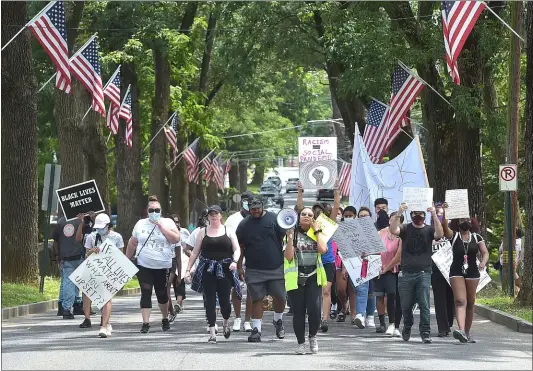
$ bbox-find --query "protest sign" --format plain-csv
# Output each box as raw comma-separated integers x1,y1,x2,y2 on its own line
69,239,138,309
444,189,470,219
403,187,433,212
333,217,385,259
341,255,382,287
307,213,338,242
431,239,491,293
298,137,337,189
56,179,105,221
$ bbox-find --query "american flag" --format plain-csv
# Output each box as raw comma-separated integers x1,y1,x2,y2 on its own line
442,1,486,85
28,1,71,93
225,159,231,175
363,99,389,163
338,161,352,197
212,153,225,190
164,112,179,164
70,35,105,116
104,66,121,134
184,138,200,183
203,151,216,183
119,86,132,148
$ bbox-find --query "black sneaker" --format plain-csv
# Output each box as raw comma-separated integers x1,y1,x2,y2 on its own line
63,311,74,320
466,334,476,343
337,312,346,322
223,326,231,339
376,325,386,333
162,318,170,331
140,323,150,333
73,303,84,315
453,329,468,343
174,304,183,314
421,333,432,344
320,320,329,333
437,331,449,337
402,326,411,341
248,328,262,342
169,311,177,324
273,319,285,339
329,309,337,320
79,318,92,328
57,302,64,316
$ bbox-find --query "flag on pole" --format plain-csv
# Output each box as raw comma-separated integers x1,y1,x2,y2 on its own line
28,1,71,93
204,151,216,183
70,35,105,116
119,86,132,148
164,112,179,164
212,153,225,190
442,1,486,85
104,66,121,134
184,138,200,184
338,161,352,197
363,99,390,163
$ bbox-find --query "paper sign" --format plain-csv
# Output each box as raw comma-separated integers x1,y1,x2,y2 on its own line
307,213,338,242
431,240,491,293
333,217,385,259
444,189,470,219
403,187,433,211
69,240,139,309
298,137,337,189
341,255,382,287
56,179,105,221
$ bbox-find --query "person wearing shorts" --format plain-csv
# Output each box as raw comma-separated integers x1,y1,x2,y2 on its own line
236,196,287,343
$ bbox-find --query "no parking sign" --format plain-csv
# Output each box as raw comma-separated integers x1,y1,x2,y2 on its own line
499,164,517,191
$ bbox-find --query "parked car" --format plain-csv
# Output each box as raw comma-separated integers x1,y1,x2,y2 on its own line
266,176,282,190
285,178,299,193
260,185,284,208
317,188,334,201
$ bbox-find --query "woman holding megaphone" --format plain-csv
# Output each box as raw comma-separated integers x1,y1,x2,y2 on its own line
284,207,328,355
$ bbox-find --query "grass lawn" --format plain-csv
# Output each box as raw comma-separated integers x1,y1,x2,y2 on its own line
2,276,139,308
477,285,532,323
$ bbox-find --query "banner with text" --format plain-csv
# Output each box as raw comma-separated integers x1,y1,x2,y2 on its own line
298,137,337,189
333,217,385,258
341,255,382,287
69,239,139,309
444,189,470,219
56,179,105,221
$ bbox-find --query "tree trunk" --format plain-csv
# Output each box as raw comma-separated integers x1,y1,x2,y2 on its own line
170,135,189,227
149,44,170,210
516,1,532,306
198,11,217,94
229,162,240,190
252,164,265,185
1,1,39,282
207,182,219,205
239,162,248,192
114,63,142,240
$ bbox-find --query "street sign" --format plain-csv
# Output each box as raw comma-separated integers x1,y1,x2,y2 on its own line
232,194,241,203
499,164,517,191
41,164,61,212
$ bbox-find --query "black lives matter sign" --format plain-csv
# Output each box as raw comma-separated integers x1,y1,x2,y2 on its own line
56,180,105,221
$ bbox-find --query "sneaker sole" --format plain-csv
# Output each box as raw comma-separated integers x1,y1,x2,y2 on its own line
99,332,108,338
353,319,365,329
453,330,468,343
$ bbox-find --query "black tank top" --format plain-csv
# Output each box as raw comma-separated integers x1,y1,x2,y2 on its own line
200,226,233,261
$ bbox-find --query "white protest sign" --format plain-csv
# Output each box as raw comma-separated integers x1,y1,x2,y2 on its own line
444,189,470,219
307,213,338,242
403,187,433,212
333,217,385,259
431,240,491,293
341,255,382,287
69,239,139,309
298,137,337,189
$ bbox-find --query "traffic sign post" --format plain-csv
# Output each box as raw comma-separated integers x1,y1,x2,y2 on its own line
500,164,517,296
499,164,517,191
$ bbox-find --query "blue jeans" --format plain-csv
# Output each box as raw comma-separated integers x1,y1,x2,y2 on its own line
353,281,369,315
366,280,376,316
58,262,65,303
61,257,83,311
398,271,431,335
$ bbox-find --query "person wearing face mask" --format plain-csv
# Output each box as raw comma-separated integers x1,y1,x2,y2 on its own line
389,203,444,344
224,191,255,332
125,195,180,334
442,213,488,343
335,206,357,323
78,213,124,337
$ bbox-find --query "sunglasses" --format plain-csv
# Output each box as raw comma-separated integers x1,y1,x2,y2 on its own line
300,212,314,217
148,208,161,213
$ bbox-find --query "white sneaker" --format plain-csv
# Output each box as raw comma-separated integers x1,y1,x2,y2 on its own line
232,318,242,332
353,314,365,329
244,321,253,332
365,315,376,328
385,323,395,336
309,336,318,354
106,323,113,334
295,343,306,355
98,326,109,338
393,328,401,337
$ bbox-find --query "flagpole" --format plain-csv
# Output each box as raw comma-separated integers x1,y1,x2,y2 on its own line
106,133,112,145
38,72,57,93
169,138,199,170
81,65,121,121
483,3,524,42
141,111,177,154
199,149,216,165
1,1,54,51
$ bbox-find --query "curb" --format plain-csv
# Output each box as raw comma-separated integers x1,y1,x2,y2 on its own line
474,303,533,334
2,287,141,321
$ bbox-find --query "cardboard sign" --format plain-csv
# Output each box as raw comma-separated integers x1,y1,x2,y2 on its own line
403,187,433,212
431,240,491,293
444,189,470,219
56,180,105,221
298,137,337,189
69,239,138,309
341,254,382,288
333,217,386,259
307,213,338,242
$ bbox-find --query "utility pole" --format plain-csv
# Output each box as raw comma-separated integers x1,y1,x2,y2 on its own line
503,1,523,296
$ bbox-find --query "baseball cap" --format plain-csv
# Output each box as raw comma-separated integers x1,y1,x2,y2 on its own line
207,205,222,214
241,191,254,201
248,196,263,209
93,213,111,228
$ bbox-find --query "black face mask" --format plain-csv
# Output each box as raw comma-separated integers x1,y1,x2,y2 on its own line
459,221,472,231
375,209,390,230
411,215,425,225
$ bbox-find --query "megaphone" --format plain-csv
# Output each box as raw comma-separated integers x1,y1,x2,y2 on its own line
277,208,298,229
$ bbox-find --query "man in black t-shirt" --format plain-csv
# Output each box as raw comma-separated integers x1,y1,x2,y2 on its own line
236,196,287,343
389,202,443,344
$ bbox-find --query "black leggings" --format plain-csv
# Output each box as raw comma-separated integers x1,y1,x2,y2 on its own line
203,268,232,327
287,276,322,344
137,266,169,309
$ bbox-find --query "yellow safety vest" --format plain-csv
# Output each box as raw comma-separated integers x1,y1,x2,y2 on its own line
284,253,327,292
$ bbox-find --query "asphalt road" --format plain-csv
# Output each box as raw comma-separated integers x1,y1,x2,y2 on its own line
2,291,531,370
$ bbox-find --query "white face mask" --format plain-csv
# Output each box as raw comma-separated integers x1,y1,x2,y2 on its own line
242,201,249,211
149,212,161,223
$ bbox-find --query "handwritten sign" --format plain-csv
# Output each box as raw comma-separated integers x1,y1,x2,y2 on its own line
333,217,385,259
307,213,338,242
69,239,139,309
403,187,433,212
444,189,470,219
56,179,105,221
341,255,382,287
298,137,337,189
431,240,491,293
